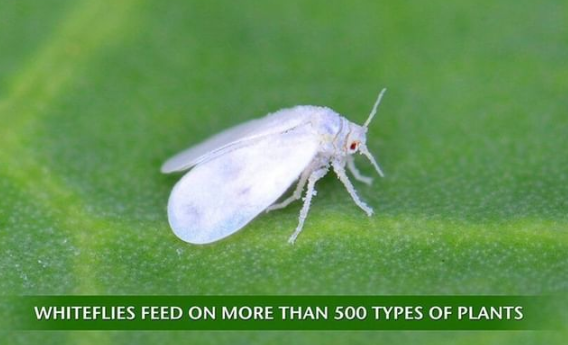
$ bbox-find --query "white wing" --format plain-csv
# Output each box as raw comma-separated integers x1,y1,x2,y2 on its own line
167,124,319,244
161,107,318,173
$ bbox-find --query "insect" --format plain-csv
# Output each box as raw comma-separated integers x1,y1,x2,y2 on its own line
161,89,387,244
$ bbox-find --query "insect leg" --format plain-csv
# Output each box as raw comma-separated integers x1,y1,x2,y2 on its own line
332,160,373,216
266,167,312,212
288,166,329,244
347,155,373,185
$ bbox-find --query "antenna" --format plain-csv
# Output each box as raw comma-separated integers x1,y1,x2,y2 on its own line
364,88,387,128
359,144,385,177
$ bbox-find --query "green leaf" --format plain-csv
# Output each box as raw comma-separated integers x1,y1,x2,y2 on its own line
1,0,566,343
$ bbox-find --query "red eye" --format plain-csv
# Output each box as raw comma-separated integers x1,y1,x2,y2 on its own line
349,142,358,151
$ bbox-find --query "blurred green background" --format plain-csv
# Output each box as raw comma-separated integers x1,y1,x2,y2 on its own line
1,0,567,343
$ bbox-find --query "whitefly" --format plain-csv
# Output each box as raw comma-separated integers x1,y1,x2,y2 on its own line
162,89,387,244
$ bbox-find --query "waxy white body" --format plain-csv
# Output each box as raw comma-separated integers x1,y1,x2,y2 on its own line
162,90,387,244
